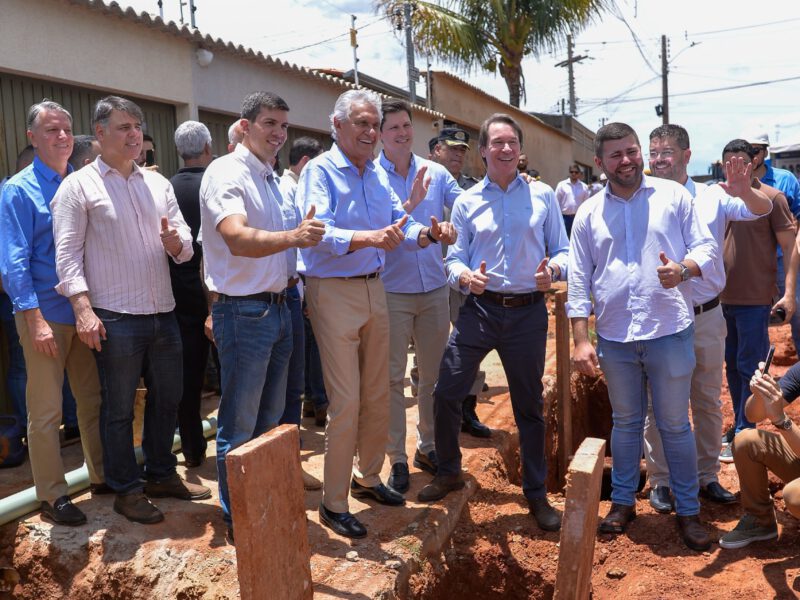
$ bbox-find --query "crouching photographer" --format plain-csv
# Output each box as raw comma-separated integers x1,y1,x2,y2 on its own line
720,359,800,549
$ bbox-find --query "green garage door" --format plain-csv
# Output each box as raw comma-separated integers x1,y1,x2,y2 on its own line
0,72,178,178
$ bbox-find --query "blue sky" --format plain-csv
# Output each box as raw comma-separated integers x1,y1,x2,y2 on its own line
124,0,800,175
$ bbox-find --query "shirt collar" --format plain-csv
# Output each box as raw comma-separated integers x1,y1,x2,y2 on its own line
480,173,524,194
378,150,420,176
281,169,299,183
684,177,697,196
330,143,375,174
234,143,274,179
95,155,143,179
32,155,72,183
604,173,652,202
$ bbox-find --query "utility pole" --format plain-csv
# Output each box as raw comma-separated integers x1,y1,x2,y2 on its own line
350,15,360,88
404,2,418,104
661,34,669,124
188,0,196,28
157,0,163,19
554,35,589,116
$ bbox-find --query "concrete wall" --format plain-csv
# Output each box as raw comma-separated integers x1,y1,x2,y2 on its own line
429,73,573,188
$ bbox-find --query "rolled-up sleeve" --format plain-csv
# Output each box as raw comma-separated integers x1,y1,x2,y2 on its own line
0,183,38,312
566,210,594,318
51,179,90,298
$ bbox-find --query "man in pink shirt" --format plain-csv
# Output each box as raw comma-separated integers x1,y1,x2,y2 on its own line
52,96,210,525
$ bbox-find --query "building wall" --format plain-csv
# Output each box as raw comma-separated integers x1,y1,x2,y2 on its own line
429,74,573,188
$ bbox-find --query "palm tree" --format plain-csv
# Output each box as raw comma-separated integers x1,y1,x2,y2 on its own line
378,0,608,107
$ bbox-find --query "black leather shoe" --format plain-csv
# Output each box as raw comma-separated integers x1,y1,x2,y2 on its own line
676,514,712,551
41,496,87,526
417,474,465,502
598,503,636,534
528,497,562,532
413,449,438,475
388,463,410,493
319,503,367,539
350,480,405,506
461,395,491,438
649,485,674,514
700,481,737,504
184,455,205,469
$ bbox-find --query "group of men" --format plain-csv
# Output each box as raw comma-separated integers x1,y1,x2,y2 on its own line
4,88,800,556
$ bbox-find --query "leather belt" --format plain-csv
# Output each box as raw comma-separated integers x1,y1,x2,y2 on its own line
218,290,287,304
341,272,380,280
694,296,719,315
478,290,544,308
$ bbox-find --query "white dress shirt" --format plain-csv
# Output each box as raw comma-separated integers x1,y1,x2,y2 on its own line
200,144,288,296
52,157,192,314
567,175,717,342
555,178,590,215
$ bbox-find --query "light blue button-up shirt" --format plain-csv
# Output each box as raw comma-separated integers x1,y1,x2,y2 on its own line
446,175,569,294
0,157,75,324
377,151,462,293
298,144,424,278
567,174,717,343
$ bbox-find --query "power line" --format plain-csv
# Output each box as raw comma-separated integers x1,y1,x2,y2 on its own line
591,74,800,106
270,15,387,57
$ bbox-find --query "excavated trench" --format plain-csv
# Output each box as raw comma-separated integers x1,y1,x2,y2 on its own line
401,372,614,600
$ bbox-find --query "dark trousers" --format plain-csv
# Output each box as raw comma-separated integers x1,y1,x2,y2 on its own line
279,286,305,426
562,213,575,238
93,309,182,494
303,306,329,409
434,294,548,500
175,311,210,462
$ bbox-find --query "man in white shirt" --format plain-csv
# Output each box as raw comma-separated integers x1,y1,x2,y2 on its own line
200,92,326,539
568,122,716,551
644,124,772,514
52,96,210,525
554,163,589,237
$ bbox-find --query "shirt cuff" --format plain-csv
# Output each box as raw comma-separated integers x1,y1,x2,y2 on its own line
566,299,592,318
171,239,193,264
11,292,39,313
56,276,89,299
331,228,356,256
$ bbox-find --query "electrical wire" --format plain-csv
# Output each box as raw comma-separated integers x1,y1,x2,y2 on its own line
270,15,388,56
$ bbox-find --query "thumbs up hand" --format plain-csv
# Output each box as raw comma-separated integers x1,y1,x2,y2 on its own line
656,251,682,289
534,258,554,291
292,204,326,248
468,260,489,295
428,216,457,245
160,215,182,257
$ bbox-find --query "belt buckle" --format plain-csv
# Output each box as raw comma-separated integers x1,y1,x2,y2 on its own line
502,295,514,308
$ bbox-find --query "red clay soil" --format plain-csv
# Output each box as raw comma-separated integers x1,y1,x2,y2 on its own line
409,320,800,600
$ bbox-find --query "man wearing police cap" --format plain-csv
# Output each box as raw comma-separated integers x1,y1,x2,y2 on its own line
433,127,479,190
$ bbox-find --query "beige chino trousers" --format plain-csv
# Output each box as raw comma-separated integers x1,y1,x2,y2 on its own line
306,276,391,513
15,314,104,503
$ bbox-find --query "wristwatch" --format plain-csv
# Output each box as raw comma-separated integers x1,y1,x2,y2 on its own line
678,262,691,281
773,414,793,430
426,228,439,244
546,265,557,282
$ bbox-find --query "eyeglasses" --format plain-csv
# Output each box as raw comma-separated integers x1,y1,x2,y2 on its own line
752,146,767,154
648,150,675,159
569,170,580,174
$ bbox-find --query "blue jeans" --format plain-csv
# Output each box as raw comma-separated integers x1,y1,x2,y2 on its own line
775,258,800,351
597,326,699,515
212,295,292,523
93,309,182,494
722,304,770,433
279,286,305,428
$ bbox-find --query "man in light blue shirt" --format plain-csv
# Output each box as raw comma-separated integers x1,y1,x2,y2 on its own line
418,113,568,534
376,98,459,494
298,89,450,539
0,100,104,526
568,122,717,551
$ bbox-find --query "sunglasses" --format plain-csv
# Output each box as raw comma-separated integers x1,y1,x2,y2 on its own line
569,170,580,174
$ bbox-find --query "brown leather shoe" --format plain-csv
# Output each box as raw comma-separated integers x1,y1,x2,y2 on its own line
114,492,164,524
417,474,465,502
145,473,211,500
302,467,322,490
676,515,712,551
598,503,636,534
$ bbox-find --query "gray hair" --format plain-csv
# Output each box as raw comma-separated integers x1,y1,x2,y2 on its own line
228,121,243,145
174,120,212,160
26,99,72,131
329,89,382,141
92,95,144,130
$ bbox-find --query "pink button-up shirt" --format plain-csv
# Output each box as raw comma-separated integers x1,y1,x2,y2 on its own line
52,157,192,315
